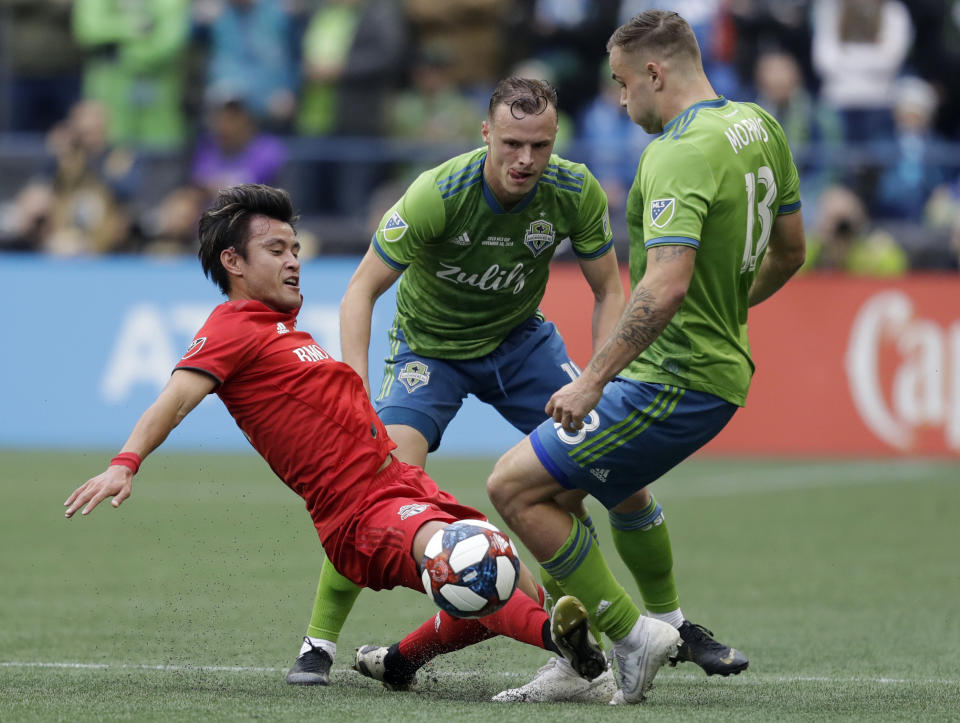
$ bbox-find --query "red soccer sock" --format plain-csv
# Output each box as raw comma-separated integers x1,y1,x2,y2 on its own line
475,583,552,649
397,611,497,668
397,586,551,668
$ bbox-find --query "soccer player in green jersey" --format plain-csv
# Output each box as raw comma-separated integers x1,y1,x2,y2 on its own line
485,11,807,704
288,77,745,701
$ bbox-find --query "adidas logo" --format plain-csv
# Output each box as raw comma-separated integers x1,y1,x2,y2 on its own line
276,322,290,335
449,232,470,246
589,468,610,482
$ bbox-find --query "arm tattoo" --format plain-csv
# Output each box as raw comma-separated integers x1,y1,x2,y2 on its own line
649,244,692,261
586,244,692,378
615,285,663,351
588,285,663,375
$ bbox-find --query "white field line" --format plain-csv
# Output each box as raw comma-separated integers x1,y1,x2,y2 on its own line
1,661,957,686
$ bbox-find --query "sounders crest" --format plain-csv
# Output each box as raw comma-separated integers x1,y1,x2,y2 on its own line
398,360,431,392
523,219,555,257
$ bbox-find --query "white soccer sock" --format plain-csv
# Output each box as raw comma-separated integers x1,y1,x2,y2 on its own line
647,608,685,629
300,636,336,659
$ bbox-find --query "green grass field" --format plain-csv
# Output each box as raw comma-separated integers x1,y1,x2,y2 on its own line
2,449,958,721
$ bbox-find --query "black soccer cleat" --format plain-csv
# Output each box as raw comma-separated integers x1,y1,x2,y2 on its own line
285,637,333,685
668,621,749,676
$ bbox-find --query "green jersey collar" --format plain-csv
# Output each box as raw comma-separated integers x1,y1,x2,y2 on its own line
480,153,538,214
662,96,728,139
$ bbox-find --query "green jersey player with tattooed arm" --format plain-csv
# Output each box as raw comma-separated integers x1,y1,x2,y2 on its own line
288,77,746,703
485,11,805,704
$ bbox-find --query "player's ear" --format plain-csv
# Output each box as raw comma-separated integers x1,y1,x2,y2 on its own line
481,120,491,145
648,61,663,90
220,247,243,277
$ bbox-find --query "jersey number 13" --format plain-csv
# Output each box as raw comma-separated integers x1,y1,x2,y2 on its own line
740,165,777,274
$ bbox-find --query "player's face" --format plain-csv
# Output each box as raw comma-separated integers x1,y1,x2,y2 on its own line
609,46,663,134
233,215,301,312
481,104,557,207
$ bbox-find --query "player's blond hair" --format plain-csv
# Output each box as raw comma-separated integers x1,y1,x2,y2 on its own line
607,10,703,68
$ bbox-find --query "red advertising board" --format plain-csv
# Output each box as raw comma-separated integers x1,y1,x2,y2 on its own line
540,266,960,457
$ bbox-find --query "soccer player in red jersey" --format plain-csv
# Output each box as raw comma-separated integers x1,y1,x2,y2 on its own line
63,183,604,688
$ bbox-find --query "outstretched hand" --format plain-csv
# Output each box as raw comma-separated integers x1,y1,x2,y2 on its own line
64,466,133,518
545,377,603,433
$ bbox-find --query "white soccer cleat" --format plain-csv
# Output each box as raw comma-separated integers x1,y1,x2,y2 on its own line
492,656,617,703
353,644,417,691
611,616,680,703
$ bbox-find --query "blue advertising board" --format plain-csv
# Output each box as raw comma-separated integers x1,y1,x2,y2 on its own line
0,255,523,456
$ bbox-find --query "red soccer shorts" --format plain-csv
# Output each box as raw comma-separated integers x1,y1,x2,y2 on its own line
322,458,487,591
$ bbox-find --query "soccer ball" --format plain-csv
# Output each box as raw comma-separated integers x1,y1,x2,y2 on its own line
420,519,520,619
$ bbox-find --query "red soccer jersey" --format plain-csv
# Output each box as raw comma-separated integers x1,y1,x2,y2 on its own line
175,299,396,545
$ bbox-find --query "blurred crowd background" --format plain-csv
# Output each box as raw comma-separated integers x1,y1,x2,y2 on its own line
0,0,958,273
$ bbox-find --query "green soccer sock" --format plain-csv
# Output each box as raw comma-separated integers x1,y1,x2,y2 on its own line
539,512,604,648
609,495,680,614
541,515,640,642
305,557,362,643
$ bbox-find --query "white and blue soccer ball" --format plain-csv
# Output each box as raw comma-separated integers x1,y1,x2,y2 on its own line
420,519,520,619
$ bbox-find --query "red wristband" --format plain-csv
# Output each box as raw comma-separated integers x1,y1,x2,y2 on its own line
110,452,142,475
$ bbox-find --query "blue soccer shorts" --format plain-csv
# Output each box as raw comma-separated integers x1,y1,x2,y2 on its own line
375,315,578,452
530,378,738,508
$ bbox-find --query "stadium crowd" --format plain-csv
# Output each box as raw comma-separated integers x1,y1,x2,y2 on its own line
0,0,958,270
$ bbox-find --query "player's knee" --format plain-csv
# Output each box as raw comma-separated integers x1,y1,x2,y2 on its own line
610,486,652,515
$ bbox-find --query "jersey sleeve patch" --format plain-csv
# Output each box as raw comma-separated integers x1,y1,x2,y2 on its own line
181,336,207,359
649,198,677,228
644,236,700,249
380,211,409,243
372,235,409,271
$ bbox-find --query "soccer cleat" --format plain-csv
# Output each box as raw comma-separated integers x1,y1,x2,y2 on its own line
611,615,680,703
549,595,607,681
285,637,333,685
353,644,417,691
492,656,617,703
668,621,749,676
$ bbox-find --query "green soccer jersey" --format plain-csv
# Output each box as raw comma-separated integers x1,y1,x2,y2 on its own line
621,97,802,405
372,147,614,359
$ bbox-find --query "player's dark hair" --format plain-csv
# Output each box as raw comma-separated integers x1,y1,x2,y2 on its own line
197,184,298,296
607,10,702,66
488,77,558,122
